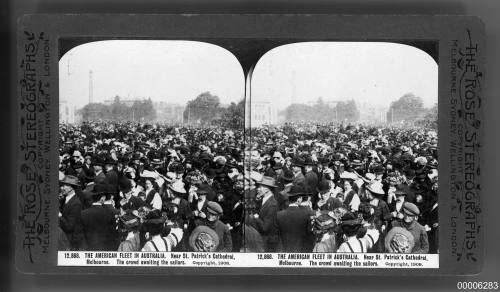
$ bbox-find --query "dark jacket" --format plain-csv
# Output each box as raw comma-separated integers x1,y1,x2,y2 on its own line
59,194,85,250
277,206,313,252
81,204,116,251
304,170,319,193
254,196,280,248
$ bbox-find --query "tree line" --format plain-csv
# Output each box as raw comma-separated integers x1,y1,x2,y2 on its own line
79,96,156,122
280,97,361,123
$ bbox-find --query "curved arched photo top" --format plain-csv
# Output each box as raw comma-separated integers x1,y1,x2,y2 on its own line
59,40,245,124
250,42,438,126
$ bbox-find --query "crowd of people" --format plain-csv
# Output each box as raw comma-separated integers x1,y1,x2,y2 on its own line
58,120,438,254
58,121,245,252
244,122,438,254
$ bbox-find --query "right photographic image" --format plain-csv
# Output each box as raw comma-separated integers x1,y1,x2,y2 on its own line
244,42,439,255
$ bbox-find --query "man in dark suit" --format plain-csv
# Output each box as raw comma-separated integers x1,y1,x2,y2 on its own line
104,158,119,193
304,157,319,197
252,176,281,252
59,175,85,250
291,158,305,186
81,184,116,251
93,158,107,185
277,185,314,252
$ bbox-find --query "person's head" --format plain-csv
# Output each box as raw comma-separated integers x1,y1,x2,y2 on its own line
93,164,102,172
292,165,302,174
256,184,272,200
59,183,74,197
145,178,154,190
402,202,420,224
206,201,223,222
105,163,113,171
343,179,353,191
317,180,331,201
255,176,276,199
340,212,362,237
59,175,79,197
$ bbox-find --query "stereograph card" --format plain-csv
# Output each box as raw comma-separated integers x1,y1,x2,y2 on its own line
16,14,484,275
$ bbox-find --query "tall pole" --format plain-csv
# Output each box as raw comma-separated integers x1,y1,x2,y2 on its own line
89,70,93,104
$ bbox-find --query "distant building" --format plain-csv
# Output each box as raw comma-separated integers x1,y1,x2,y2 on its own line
103,96,146,106
154,101,185,124
250,101,278,127
59,100,75,124
358,102,388,124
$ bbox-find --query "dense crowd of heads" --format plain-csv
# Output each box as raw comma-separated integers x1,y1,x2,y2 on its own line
59,120,438,254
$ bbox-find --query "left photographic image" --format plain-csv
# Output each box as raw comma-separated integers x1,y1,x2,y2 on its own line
58,40,245,253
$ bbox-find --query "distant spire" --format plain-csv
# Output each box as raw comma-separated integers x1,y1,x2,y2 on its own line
89,70,93,104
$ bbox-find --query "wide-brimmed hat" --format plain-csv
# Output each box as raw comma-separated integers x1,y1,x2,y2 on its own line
385,226,415,253
59,175,80,188
168,180,187,194
365,181,385,196
286,184,310,198
189,225,220,252
255,176,277,188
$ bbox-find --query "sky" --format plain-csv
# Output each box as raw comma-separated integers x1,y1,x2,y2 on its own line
251,42,438,110
60,40,438,112
59,40,245,110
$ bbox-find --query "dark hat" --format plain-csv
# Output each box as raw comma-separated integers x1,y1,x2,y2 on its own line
255,176,277,188
119,178,133,193
92,155,106,166
314,213,336,231
272,162,283,170
119,212,140,230
104,156,117,166
205,168,216,179
402,202,420,216
291,157,305,167
282,169,294,182
404,168,416,178
385,226,415,253
143,209,166,225
372,165,385,175
92,183,109,196
206,201,223,215
316,180,331,193
196,184,210,195
59,175,80,188
303,156,315,166
73,161,83,169
189,225,220,252
286,184,311,198
395,184,408,196
340,212,363,234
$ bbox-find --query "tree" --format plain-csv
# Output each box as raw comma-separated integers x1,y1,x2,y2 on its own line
184,92,222,124
79,96,157,122
388,93,425,123
335,99,360,122
221,99,245,128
